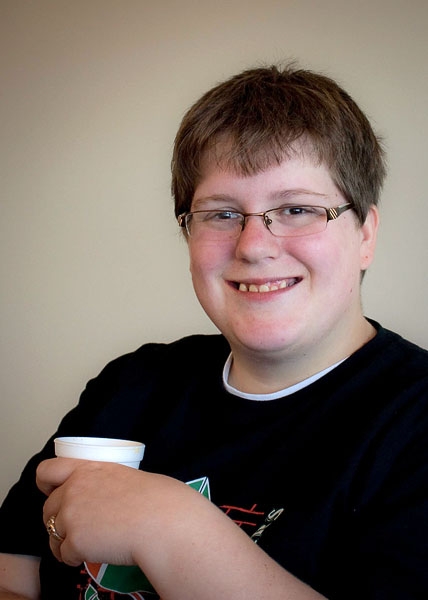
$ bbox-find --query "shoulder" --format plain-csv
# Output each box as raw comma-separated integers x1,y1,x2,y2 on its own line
362,319,428,374
56,334,230,436
92,333,230,384
327,320,428,423
338,320,428,431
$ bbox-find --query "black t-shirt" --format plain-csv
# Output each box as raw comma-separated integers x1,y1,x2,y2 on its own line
1,321,428,599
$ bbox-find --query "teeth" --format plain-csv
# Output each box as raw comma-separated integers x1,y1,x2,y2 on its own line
238,279,296,293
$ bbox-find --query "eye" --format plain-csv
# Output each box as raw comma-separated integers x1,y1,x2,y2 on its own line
208,210,241,221
277,205,323,217
287,206,312,215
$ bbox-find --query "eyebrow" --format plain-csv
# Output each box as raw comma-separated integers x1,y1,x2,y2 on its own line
192,189,329,210
271,189,329,203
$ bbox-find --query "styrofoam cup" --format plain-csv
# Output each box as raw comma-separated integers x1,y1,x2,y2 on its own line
54,436,145,468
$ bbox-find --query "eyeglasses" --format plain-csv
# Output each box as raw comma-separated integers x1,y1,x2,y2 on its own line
178,203,353,241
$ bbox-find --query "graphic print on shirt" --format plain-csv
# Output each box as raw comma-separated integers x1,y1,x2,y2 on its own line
77,476,284,599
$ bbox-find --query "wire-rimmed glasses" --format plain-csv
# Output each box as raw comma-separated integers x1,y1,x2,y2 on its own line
178,203,353,241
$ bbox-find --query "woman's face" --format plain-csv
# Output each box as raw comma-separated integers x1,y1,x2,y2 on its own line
186,152,378,363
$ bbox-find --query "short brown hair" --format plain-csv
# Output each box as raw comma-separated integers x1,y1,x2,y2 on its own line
171,63,386,224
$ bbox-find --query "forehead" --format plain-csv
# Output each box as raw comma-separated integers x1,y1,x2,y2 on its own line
194,149,339,202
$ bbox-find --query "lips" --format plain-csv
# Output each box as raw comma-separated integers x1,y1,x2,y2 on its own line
237,278,300,293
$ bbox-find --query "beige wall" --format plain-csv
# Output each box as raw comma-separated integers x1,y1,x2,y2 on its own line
1,0,427,501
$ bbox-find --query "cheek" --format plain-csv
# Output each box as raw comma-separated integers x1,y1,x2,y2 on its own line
289,233,359,284
188,241,226,283
283,236,330,271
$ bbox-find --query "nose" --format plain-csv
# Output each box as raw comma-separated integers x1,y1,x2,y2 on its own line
235,214,281,262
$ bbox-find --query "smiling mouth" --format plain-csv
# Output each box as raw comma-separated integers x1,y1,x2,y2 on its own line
237,278,300,293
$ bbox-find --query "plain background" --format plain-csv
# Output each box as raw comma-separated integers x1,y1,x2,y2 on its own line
1,0,427,502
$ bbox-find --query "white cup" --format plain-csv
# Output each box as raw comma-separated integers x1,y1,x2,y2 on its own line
54,436,145,468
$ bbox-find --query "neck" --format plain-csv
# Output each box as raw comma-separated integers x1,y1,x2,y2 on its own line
227,318,376,395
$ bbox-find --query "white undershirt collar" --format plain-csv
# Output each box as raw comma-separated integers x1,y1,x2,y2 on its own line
222,353,346,401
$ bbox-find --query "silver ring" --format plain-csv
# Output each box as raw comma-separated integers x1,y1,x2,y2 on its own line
46,515,64,542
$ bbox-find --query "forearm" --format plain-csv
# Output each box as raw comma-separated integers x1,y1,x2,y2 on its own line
134,490,326,600
0,554,40,600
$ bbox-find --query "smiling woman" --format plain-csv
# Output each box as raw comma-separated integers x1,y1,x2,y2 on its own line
0,61,428,600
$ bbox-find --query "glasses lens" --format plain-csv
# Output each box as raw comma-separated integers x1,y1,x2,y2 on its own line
267,206,327,237
188,211,243,240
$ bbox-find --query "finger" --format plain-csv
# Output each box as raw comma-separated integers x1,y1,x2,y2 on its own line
50,536,82,568
44,503,91,568
42,485,62,528
44,514,65,563
36,457,84,496
49,536,63,563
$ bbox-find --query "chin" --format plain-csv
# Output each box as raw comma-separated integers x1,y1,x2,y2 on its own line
232,331,298,355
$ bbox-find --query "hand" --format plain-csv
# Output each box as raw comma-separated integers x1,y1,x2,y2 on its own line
36,457,185,568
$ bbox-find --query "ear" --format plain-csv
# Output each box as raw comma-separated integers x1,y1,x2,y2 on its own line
359,205,379,270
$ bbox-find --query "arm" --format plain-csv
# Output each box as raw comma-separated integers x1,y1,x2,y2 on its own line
133,481,326,600
36,458,326,600
0,554,40,600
